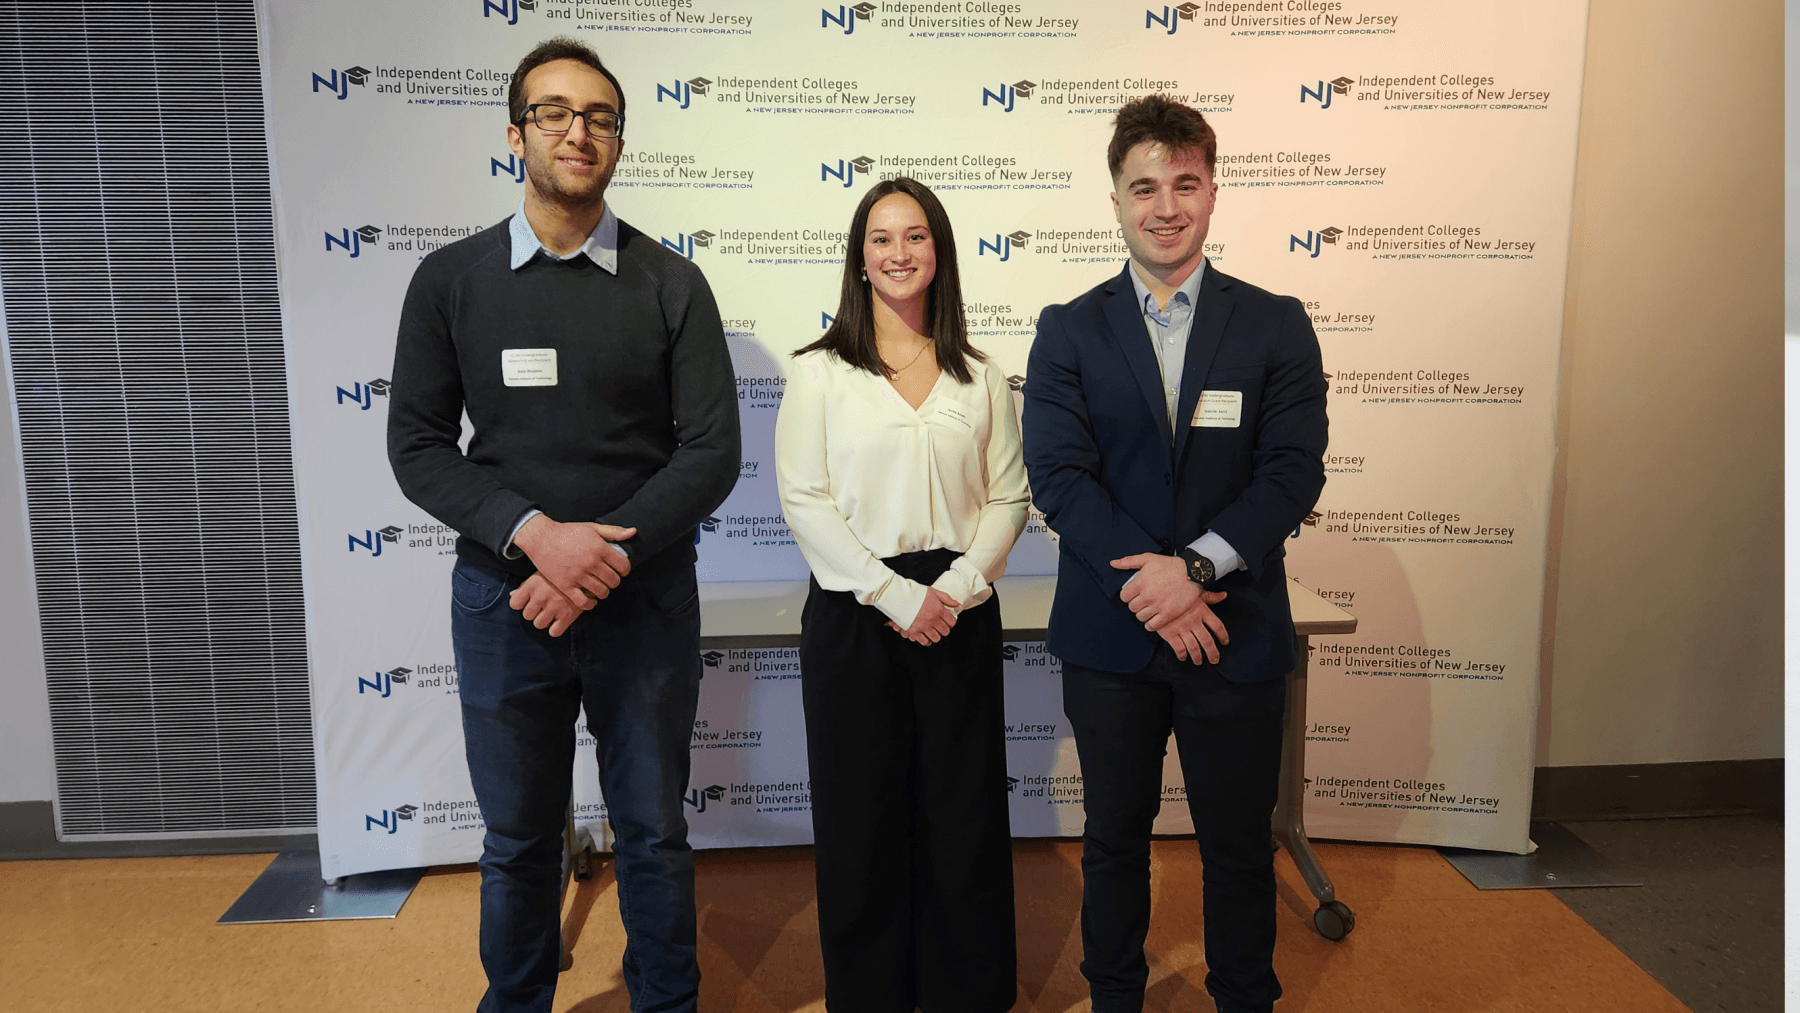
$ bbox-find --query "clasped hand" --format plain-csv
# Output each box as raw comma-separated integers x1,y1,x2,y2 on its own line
1111,553,1229,665
507,516,636,637
884,587,962,645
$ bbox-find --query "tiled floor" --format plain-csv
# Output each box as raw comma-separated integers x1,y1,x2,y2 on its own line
1553,815,1783,1013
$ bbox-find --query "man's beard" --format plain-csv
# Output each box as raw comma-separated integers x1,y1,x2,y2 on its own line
523,141,610,207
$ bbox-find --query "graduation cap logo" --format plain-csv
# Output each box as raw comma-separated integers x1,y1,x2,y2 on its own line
700,651,724,669
824,157,874,187
1290,227,1332,257
1001,645,1021,661
850,1,876,18
377,525,404,543
686,76,712,96
1005,375,1026,391
1175,1,1202,18
1330,76,1354,95
1006,776,1020,792
1291,509,1322,540
699,516,722,533
343,66,371,88
1007,230,1032,245
324,224,382,258
386,667,411,684
365,378,392,396
516,0,536,9
1012,80,1037,99
393,804,419,820
689,229,715,248
685,783,729,812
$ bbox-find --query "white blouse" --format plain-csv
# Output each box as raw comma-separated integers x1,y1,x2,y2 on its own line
775,348,1031,628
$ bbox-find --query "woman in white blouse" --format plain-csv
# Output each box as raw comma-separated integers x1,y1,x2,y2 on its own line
775,177,1030,1012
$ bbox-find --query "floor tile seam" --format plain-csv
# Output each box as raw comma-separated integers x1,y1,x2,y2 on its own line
1543,891,1707,1010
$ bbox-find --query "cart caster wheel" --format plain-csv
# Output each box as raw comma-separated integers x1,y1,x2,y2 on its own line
1313,901,1355,941
559,950,573,972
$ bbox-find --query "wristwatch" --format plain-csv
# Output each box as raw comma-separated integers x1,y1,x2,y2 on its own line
1177,547,1216,589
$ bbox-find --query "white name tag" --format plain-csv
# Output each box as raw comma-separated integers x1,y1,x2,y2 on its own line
933,402,975,433
1191,389,1243,428
501,348,558,387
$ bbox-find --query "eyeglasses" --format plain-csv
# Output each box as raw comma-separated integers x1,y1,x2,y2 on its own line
518,104,624,139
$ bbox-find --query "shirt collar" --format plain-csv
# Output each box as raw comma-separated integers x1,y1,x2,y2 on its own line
509,200,618,274
1127,258,1206,320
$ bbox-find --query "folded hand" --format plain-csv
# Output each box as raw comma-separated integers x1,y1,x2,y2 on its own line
1155,591,1231,665
508,572,588,637
885,587,963,645
512,516,635,608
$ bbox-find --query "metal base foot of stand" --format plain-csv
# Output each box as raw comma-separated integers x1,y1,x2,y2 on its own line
1439,821,1642,890
218,848,425,924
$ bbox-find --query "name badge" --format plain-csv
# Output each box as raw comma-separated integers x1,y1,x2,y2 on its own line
1191,389,1243,428
934,403,975,433
502,348,557,387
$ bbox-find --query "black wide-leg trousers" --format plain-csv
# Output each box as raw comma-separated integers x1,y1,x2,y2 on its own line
799,548,1018,1013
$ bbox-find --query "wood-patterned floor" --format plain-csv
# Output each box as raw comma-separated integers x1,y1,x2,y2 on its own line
0,839,1691,1012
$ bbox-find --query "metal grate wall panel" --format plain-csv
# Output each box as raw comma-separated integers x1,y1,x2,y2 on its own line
0,1,314,836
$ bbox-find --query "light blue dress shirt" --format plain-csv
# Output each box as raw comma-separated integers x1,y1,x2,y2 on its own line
502,200,624,559
1124,261,1244,580
508,198,619,273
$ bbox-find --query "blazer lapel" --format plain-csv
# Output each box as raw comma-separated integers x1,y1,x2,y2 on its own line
1101,267,1173,448
1173,267,1236,463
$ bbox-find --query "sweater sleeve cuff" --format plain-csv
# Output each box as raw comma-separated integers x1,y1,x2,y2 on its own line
501,510,542,560
478,489,539,558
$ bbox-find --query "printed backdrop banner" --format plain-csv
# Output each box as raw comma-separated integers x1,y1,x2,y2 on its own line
257,0,1589,878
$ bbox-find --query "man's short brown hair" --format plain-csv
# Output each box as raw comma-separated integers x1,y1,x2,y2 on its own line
1107,94,1216,180
507,37,626,127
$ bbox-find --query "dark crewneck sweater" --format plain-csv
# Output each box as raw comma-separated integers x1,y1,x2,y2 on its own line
387,216,740,577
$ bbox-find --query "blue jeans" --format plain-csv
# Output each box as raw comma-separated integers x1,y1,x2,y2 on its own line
451,557,702,1013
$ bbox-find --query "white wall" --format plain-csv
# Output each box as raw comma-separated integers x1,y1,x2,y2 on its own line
1538,0,1784,766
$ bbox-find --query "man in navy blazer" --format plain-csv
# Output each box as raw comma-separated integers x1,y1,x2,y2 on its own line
1022,95,1327,1013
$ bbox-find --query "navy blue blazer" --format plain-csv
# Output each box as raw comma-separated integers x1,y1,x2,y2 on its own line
1022,263,1328,680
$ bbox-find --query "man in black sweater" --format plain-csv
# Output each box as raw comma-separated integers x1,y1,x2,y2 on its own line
387,38,738,1013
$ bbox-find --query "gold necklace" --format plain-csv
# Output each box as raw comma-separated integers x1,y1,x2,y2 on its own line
882,339,932,373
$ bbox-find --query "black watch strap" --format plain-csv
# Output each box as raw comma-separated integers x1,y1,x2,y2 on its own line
1177,547,1215,588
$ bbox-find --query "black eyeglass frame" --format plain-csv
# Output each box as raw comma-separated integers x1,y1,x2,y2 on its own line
516,103,626,139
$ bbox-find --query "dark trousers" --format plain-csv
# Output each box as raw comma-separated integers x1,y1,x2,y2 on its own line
799,549,1018,1013
451,557,703,1013
1062,645,1287,1013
